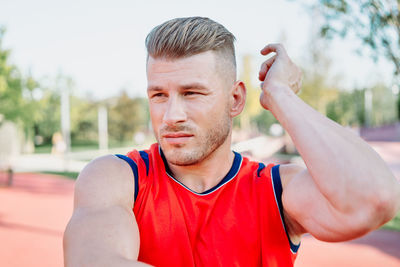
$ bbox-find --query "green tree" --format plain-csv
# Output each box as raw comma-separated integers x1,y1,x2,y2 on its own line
108,91,149,144
33,89,61,144
70,95,98,145
0,27,42,141
0,27,25,123
326,84,396,127
298,26,340,115
315,0,400,76
326,89,365,126
369,83,397,125
313,0,400,120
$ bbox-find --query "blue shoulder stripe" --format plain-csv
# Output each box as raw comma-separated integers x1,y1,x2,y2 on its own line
139,150,149,176
257,163,266,177
115,154,139,202
271,165,300,253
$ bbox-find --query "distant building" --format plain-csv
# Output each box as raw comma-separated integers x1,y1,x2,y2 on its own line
360,123,400,142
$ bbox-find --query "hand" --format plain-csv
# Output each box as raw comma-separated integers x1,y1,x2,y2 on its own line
258,43,302,110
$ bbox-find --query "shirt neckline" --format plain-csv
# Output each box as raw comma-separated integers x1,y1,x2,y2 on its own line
159,146,243,196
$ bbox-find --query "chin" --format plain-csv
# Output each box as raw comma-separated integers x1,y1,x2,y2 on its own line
162,146,202,166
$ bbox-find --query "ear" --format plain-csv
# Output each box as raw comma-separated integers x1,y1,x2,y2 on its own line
229,80,246,117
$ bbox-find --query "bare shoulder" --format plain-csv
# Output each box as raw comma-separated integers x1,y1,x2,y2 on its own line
64,155,140,266
74,154,135,210
278,163,306,188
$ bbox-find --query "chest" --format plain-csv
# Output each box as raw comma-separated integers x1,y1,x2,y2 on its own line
135,174,263,266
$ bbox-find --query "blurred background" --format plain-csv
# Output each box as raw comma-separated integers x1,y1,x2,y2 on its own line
0,0,399,266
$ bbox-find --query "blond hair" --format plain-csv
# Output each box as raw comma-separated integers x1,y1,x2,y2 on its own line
145,17,236,69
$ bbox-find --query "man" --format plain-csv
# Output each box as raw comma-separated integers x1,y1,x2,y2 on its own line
63,17,400,267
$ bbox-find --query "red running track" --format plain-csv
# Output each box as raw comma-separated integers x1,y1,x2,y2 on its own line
0,173,399,267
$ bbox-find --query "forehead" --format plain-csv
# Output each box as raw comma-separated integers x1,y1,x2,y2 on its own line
146,51,219,87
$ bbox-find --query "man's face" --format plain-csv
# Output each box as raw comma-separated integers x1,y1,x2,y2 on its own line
146,51,232,166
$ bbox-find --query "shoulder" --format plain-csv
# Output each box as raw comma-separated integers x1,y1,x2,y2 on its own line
74,155,135,210
277,163,306,188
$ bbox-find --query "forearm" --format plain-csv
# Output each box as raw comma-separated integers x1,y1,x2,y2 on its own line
268,86,400,219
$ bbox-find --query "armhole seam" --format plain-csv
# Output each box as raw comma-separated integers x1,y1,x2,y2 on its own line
139,150,149,176
271,164,300,254
115,154,139,203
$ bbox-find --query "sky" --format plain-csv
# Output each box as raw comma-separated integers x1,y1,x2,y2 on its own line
0,0,394,100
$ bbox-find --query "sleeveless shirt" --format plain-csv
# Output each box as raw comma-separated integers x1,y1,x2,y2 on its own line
116,143,299,267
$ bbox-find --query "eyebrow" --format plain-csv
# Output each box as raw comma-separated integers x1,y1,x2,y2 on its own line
147,86,163,93
147,83,209,92
180,83,208,90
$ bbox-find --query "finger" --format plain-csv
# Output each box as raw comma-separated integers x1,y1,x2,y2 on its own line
258,55,276,81
260,43,285,56
259,91,269,110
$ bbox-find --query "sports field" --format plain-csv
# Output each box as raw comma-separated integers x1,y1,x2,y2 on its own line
0,172,399,267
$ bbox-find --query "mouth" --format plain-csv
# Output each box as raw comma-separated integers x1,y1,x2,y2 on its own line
162,132,194,145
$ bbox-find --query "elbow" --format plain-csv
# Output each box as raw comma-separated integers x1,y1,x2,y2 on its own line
348,181,400,236
369,180,400,226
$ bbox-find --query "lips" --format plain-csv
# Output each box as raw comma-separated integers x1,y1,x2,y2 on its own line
162,132,193,138
162,132,194,145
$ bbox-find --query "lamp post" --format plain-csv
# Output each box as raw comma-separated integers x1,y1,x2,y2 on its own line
364,88,372,127
61,88,71,154
98,105,108,151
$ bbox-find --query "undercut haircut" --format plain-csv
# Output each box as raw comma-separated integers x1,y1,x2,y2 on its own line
145,17,237,71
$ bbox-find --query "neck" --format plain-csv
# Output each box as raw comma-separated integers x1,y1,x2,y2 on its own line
166,134,235,194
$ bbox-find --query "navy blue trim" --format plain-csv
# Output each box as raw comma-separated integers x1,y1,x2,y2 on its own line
271,165,300,253
115,154,139,202
160,148,242,195
139,150,149,176
159,148,172,175
257,163,265,177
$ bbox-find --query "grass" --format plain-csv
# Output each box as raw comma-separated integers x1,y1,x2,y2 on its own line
34,143,99,154
34,140,136,154
34,144,52,154
42,171,79,180
382,211,400,232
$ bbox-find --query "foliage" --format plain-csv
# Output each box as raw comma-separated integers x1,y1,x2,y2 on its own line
33,89,61,144
70,95,98,144
314,0,400,121
325,84,397,126
34,88,150,147
326,89,365,125
316,0,400,77
108,91,149,144
369,83,398,125
382,211,400,231
0,27,42,136
298,30,341,115
253,110,278,133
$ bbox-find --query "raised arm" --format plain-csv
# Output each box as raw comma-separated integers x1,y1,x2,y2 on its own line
259,43,400,242
63,155,151,266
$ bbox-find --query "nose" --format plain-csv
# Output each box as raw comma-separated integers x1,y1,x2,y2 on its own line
163,94,187,125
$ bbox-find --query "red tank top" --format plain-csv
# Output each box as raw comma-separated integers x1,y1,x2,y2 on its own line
116,143,299,267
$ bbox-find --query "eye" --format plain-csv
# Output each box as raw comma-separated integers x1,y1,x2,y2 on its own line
151,92,167,98
183,91,198,96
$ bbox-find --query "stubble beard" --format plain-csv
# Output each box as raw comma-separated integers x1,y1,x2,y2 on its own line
157,112,231,166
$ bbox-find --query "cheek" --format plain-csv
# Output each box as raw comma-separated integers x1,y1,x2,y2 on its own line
189,99,227,124
149,105,164,129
